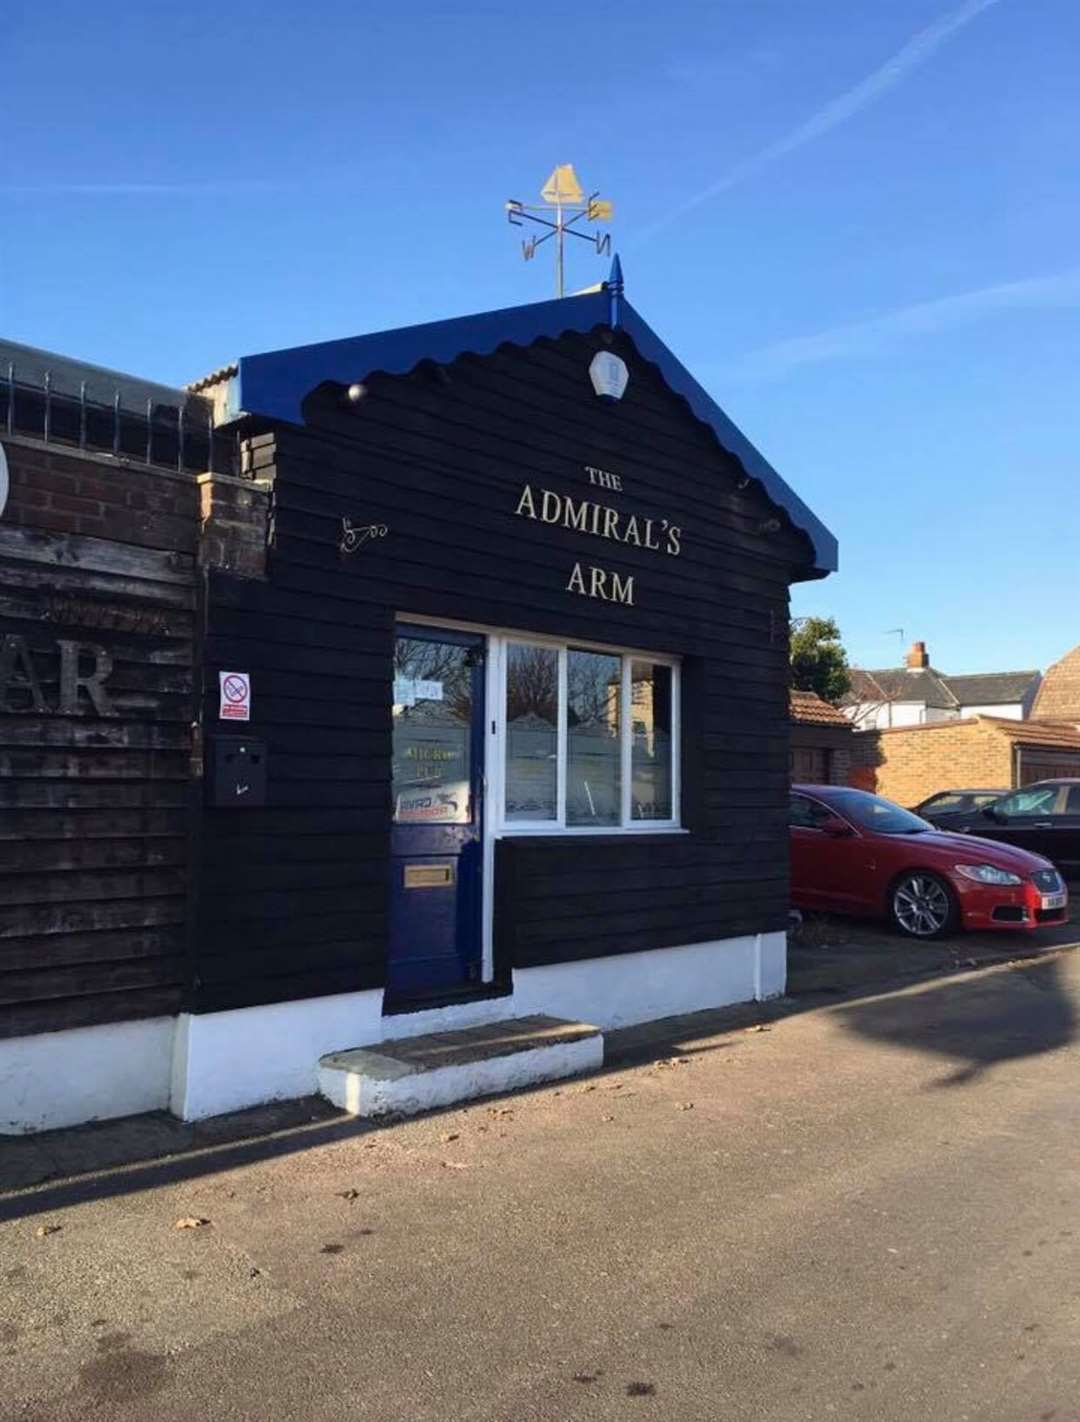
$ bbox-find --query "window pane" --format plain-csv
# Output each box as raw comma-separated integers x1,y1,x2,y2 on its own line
392,636,472,824
631,661,673,820
566,650,621,826
505,643,558,821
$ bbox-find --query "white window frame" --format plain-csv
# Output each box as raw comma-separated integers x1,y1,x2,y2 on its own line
492,631,681,837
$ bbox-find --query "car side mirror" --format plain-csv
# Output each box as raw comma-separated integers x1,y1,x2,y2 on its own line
820,816,855,837
981,805,1001,822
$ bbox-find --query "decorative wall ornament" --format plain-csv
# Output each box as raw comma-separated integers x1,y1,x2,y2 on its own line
340,518,389,555
589,351,629,402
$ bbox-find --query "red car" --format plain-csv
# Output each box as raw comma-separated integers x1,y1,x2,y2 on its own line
791,785,1069,939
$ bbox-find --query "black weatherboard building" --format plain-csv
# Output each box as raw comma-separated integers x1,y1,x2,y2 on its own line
1,263,837,1128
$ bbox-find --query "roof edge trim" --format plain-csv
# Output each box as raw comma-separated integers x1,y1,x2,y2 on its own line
230,286,837,575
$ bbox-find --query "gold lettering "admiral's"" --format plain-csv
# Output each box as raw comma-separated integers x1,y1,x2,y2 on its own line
514,485,681,557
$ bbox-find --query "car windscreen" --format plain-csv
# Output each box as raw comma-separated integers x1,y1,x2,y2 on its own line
823,790,932,835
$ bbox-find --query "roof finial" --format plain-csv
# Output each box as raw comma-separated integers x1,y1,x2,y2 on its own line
607,253,624,327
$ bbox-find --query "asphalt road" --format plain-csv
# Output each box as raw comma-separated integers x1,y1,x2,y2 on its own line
3,950,1080,1421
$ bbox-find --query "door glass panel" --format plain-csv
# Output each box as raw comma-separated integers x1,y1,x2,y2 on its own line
392,637,472,824
566,649,621,826
630,660,673,820
505,642,558,821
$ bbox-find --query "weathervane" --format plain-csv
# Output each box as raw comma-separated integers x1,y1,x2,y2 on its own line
506,165,614,298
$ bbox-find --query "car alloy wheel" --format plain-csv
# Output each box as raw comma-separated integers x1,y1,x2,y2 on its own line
891,872,956,939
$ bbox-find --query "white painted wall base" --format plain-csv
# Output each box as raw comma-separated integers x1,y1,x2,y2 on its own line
512,930,786,1029
319,1033,603,1118
4,931,787,1130
0,1016,174,1135
170,988,385,1122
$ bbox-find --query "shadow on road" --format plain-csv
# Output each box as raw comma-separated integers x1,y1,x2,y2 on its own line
3,927,1078,1222
835,954,1077,1088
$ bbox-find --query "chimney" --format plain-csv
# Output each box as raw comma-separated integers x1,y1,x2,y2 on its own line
906,640,929,671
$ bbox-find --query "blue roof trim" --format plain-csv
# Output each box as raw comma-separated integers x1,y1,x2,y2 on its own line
235,291,611,426
615,304,838,574
232,284,837,575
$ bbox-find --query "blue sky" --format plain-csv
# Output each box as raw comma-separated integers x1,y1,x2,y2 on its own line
3,0,1077,676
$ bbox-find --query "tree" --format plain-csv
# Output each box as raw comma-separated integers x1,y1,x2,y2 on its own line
790,616,851,704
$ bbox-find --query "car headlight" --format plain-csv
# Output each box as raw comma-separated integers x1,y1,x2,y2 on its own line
954,864,1022,886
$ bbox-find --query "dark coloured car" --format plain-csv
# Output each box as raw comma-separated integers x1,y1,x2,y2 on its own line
946,780,1080,879
791,785,1068,939
912,788,1008,829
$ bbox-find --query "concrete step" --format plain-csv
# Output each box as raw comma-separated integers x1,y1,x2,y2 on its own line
318,1014,603,1118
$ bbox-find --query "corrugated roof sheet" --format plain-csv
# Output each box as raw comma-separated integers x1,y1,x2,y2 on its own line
187,363,238,393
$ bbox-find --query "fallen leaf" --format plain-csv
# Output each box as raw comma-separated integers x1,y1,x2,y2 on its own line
439,1131,460,1144
34,1224,61,1239
174,1217,210,1230
745,1025,770,1034
602,1115,615,1123
580,1083,597,1093
676,1102,694,1112
337,1188,360,1200
442,1160,469,1170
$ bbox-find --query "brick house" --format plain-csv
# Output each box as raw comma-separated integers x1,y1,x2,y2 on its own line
790,689,853,784
1032,644,1080,723
851,715,1080,807
844,640,1041,729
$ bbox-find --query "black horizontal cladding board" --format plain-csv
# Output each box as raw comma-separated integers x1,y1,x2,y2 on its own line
0,985,184,1041
0,523,195,1040
195,565,393,1009
194,325,808,1010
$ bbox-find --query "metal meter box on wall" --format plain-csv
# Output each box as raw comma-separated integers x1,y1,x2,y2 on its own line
208,737,268,808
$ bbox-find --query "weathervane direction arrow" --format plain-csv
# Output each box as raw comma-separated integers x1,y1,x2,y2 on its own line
505,164,614,297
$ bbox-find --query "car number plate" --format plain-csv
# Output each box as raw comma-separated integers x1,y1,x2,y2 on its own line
1042,892,1067,911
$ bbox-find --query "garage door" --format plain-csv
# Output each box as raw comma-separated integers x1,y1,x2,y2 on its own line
1018,747,1080,783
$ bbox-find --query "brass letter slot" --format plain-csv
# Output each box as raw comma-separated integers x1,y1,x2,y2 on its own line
404,863,455,889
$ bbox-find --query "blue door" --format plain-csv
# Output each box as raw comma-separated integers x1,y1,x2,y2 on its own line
388,626,485,1000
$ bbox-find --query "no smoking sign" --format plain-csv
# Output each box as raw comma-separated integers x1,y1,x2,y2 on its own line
219,671,251,722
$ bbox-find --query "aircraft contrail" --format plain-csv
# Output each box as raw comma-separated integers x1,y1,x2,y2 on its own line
733,265,1080,379
637,0,1004,244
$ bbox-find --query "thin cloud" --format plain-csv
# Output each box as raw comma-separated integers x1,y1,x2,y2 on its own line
637,0,1003,244
3,181,282,196
733,267,1080,379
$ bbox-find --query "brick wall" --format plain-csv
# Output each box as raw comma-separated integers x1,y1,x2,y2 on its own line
850,719,1013,806
1033,645,1080,722
4,437,199,553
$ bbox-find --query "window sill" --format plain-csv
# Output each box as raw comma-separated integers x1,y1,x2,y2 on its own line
495,825,687,838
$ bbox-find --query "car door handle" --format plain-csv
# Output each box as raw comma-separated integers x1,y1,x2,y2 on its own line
1033,821,1054,829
